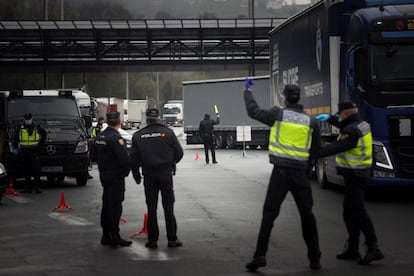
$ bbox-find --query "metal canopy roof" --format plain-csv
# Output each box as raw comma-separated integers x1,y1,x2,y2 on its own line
0,18,284,72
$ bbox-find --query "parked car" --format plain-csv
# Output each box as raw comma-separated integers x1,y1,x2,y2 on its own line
0,163,7,203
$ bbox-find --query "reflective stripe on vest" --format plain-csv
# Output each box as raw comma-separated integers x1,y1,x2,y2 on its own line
336,121,372,169
19,128,40,147
269,110,313,162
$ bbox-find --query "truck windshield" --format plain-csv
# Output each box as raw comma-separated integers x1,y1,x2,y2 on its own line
371,44,414,81
163,107,180,115
8,96,80,121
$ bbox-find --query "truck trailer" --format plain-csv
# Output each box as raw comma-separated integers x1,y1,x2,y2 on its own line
183,76,272,149
269,0,414,187
124,99,148,129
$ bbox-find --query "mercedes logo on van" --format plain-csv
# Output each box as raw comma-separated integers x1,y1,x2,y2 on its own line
46,145,57,155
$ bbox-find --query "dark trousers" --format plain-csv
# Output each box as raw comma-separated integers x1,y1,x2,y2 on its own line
254,167,321,262
342,174,378,250
144,174,177,242
202,135,216,162
100,172,125,238
20,148,40,190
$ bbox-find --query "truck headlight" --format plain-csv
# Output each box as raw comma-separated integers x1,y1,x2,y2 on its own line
373,142,393,170
0,163,6,176
74,140,88,154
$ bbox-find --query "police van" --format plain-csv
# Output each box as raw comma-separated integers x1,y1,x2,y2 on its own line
0,90,92,186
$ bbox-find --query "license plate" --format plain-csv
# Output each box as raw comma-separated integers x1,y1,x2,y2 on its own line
41,166,63,173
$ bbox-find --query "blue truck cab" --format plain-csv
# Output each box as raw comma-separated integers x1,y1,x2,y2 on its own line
269,0,414,187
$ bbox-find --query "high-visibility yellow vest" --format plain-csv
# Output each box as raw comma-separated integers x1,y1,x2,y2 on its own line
269,110,313,163
336,121,372,169
19,128,40,147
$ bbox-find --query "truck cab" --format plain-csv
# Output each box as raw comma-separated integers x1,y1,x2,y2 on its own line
0,90,92,186
163,102,183,127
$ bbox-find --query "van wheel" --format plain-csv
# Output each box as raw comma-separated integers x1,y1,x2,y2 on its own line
76,174,88,186
316,159,330,189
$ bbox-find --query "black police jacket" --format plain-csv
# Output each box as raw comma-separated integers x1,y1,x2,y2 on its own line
199,118,220,138
92,127,130,177
130,123,183,177
244,89,321,170
318,114,371,178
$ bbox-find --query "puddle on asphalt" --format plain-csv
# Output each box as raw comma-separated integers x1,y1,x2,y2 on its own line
5,195,32,203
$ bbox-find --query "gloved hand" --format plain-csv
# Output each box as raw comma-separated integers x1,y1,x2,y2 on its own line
216,114,220,119
245,78,254,90
12,148,19,156
315,114,331,122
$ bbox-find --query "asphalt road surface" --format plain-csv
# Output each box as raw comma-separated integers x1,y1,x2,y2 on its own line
1,128,414,276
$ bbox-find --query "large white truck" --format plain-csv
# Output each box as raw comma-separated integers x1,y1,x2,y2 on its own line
183,76,272,149
163,100,184,127
124,99,148,129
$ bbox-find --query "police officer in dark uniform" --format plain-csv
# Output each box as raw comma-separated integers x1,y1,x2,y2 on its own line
199,113,220,164
130,108,184,249
316,102,384,265
13,113,46,194
91,112,132,247
244,80,322,271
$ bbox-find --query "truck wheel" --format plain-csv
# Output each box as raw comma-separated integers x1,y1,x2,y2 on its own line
316,159,330,189
215,134,225,149
226,134,236,149
76,174,88,186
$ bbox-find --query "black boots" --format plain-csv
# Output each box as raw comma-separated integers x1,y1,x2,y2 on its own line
168,240,183,248
245,256,266,271
358,248,384,265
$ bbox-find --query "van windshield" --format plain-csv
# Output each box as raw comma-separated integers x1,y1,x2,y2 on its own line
8,96,80,121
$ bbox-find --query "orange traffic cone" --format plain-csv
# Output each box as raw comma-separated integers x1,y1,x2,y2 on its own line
195,151,200,161
130,213,148,238
4,178,20,196
52,192,74,212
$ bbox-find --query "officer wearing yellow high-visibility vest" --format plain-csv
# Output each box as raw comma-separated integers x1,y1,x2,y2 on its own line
12,113,46,193
243,80,322,271
316,102,384,265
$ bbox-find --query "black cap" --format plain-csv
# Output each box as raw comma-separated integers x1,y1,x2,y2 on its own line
283,84,300,100
23,113,32,120
98,116,104,121
106,112,120,120
146,108,159,118
338,102,357,113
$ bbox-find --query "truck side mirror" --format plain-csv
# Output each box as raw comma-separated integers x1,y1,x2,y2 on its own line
347,51,356,89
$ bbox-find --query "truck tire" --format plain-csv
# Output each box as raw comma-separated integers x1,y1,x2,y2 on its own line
316,159,330,189
76,174,88,186
226,134,236,149
215,134,225,149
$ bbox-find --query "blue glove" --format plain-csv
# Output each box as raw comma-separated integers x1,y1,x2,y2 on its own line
315,114,331,122
245,78,254,90
12,148,19,156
